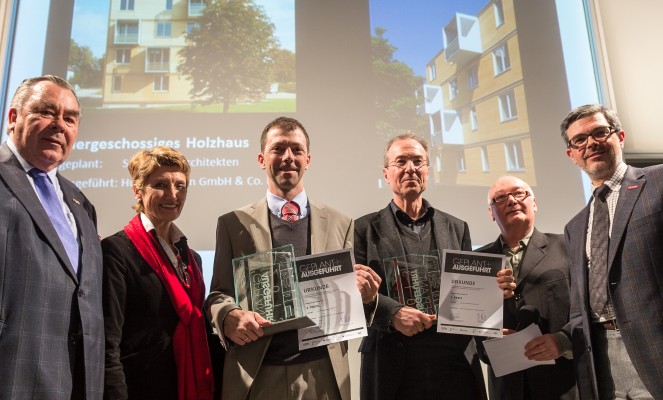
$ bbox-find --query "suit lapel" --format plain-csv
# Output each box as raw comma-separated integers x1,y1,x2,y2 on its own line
247,198,272,252
608,166,644,271
568,203,591,305
0,145,77,280
371,206,406,260
59,175,90,278
518,229,546,283
432,209,455,253
482,239,502,255
481,237,519,325
309,201,329,254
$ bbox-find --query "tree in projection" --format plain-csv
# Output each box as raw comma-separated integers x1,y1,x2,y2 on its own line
372,27,427,140
179,0,279,112
269,48,296,93
68,39,103,88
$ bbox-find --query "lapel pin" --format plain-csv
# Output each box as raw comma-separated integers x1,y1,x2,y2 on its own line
627,185,638,190
72,198,80,205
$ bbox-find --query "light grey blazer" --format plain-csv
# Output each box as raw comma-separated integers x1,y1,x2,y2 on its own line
206,198,354,400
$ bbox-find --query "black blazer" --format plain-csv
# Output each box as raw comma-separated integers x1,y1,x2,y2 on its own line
0,143,104,399
476,229,576,400
565,165,663,399
102,230,223,400
354,203,486,400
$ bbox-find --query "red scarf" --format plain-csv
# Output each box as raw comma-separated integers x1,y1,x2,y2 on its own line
124,214,214,400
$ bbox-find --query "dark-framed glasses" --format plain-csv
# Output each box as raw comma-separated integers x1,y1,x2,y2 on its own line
490,189,530,205
388,157,429,171
567,126,616,150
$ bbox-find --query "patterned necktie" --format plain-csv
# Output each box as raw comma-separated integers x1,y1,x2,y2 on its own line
281,201,299,222
503,242,525,279
589,184,611,318
29,168,79,272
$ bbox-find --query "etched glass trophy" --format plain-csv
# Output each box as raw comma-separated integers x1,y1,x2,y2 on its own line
383,252,441,315
232,244,314,335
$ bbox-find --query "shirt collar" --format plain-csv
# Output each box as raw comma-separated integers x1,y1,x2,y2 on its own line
139,212,186,244
389,198,434,224
6,138,58,181
593,162,627,193
499,227,533,251
266,189,309,218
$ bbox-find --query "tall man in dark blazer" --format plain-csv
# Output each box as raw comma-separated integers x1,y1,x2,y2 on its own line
476,176,576,400
354,133,516,400
0,75,104,399
561,104,661,399
206,117,380,400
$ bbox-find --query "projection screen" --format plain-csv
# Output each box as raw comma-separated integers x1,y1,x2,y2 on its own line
1,0,607,288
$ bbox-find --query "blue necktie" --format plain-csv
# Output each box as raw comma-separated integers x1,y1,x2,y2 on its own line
29,168,79,272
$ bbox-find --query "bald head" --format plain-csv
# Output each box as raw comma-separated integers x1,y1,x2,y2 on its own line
487,176,537,244
487,176,534,205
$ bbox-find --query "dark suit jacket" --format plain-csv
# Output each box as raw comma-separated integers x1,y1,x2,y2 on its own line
354,203,486,400
476,229,576,400
102,230,222,400
205,198,354,400
565,165,663,399
0,142,104,399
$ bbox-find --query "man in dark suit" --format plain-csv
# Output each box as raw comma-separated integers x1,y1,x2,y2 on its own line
476,176,576,400
0,75,104,399
354,133,516,400
205,117,380,400
561,104,661,399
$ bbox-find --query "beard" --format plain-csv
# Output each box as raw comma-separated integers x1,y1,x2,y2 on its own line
583,147,621,181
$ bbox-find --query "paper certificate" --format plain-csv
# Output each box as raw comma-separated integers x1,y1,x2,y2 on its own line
437,250,505,337
482,323,555,377
296,249,368,350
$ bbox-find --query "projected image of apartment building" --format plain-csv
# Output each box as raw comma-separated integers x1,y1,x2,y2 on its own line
102,0,204,106
419,0,536,187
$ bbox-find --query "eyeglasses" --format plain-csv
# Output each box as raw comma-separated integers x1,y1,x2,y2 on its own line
387,157,429,171
567,126,616,150
490,189,530,205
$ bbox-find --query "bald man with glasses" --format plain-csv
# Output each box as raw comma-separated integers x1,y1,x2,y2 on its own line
476,176,576,400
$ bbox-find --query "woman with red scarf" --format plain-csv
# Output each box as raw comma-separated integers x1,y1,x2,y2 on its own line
102,146,217,399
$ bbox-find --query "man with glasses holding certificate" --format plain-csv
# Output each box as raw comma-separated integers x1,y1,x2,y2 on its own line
561,104,661,399
476,176,576,400
354,133,516,400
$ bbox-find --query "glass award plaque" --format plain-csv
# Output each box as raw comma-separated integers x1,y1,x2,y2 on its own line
383,252,441,315
232,244,314,335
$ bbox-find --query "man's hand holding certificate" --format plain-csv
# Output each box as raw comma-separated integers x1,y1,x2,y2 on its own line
437,250,506,337
296,249,369,350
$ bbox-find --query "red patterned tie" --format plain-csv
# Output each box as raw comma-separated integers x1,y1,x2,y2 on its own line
281,201,299,222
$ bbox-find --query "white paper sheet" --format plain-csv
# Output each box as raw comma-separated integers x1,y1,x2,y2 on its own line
296,249,368,350
482,323,555,377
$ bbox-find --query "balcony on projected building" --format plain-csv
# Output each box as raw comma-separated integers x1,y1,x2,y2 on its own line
443,13,481,66
417,84,463,146
430,109,463,146
416,84,443,116
145,48,170,72
115,21,139,45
